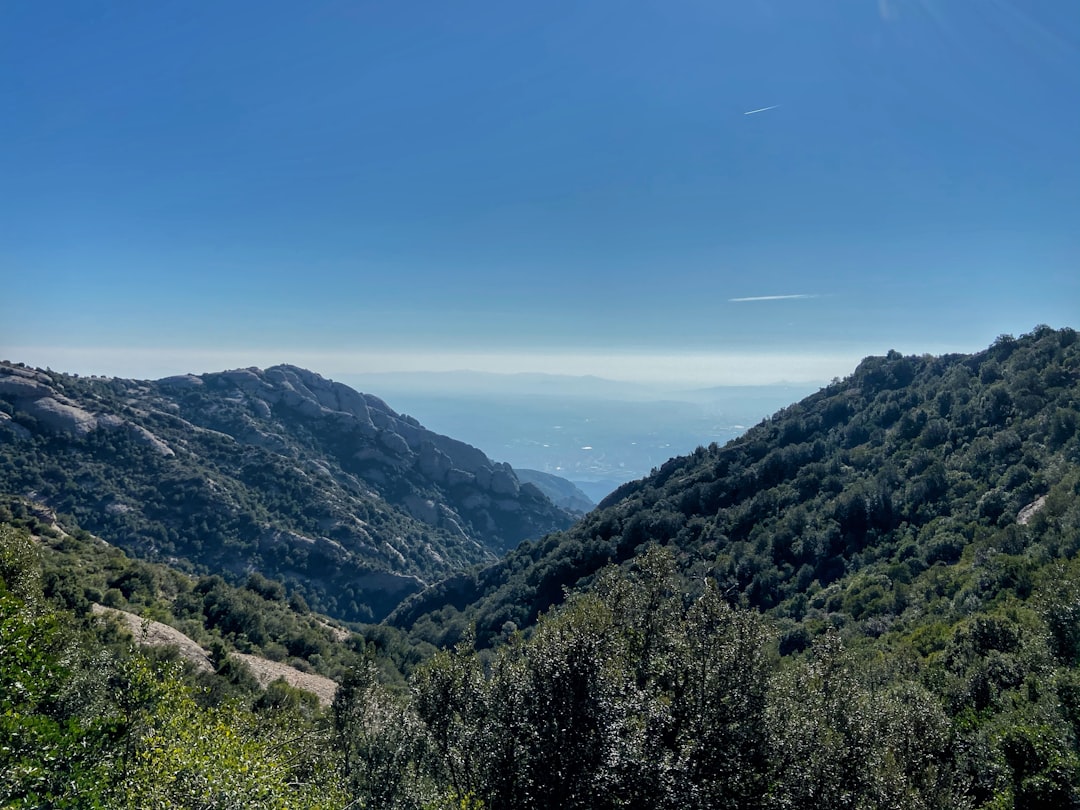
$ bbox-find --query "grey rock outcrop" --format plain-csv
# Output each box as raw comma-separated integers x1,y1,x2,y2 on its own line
0,374,53,399
196,365,574,555
0,365,173,452
25,396,99,436
159,374,204,388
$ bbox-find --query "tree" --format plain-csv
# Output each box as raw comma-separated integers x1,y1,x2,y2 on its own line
333,660,428,809
765,632,958,810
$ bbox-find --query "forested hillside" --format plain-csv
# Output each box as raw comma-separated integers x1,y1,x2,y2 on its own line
0,517,355,808
0,363,572,621
388,326,1080,649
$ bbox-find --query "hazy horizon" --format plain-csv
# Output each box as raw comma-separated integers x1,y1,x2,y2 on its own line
1,333,1009,390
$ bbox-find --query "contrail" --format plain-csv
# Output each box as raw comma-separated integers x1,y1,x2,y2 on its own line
729,294,818,302
743,104,780,115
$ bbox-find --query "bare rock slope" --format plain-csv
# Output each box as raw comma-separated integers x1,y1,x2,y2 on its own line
92,604,338,706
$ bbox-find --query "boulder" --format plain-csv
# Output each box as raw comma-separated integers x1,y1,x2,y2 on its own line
158,374,204,388
446,468,476,487
490,467,520,496
378,430,411,457
25,396,99,436
0,375,52,398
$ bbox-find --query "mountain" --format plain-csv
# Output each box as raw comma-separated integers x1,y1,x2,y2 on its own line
0,362,573,621
386,326,1080,648
513,469,594,514
6,326,1080,809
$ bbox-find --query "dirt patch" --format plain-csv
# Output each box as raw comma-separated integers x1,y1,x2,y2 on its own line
313,617,351,643
90,605,339,706
92,604,214,673
233,653,338,707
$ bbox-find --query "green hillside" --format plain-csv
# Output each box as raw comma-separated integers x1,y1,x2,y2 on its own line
388,325,1080,649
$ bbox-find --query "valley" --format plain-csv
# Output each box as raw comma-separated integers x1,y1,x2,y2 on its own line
6,2,1075,804
2,326,1080,809
342,376,816,500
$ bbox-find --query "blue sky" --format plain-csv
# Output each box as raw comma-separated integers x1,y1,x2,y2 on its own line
3,0,1078,384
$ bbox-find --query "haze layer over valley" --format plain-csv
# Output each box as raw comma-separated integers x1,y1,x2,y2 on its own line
343,371,817,502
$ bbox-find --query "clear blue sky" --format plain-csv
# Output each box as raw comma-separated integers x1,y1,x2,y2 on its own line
3,1,1078,384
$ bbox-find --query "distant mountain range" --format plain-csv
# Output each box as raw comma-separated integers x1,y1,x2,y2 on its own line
514,469,594,514
0,362,573,620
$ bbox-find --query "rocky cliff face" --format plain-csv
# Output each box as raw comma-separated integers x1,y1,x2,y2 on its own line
0,362,574,621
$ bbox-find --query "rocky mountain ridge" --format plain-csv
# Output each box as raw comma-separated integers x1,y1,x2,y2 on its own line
0,361,573,621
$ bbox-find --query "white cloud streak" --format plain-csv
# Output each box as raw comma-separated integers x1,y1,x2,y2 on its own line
743,104,780,115
728,294,821,303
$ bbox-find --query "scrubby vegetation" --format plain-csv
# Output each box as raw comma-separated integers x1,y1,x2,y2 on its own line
8,521,1080,808
0,522,343,808
0,498,435,686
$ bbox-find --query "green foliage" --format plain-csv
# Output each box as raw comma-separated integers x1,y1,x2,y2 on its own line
109,660,345,810
1,523,348,809
0,590,113,807
333,660,429,809
390,326,1080,655
766,632,958,809
0,522,43,605
405,549,777,809
4,509,376,683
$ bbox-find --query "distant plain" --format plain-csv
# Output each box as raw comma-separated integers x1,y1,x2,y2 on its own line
343,371,817,501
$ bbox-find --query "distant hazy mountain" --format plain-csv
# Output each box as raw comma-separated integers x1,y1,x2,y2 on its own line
342,371,670,400
514,469,594,514
0,362,573,621
567,478,627,505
